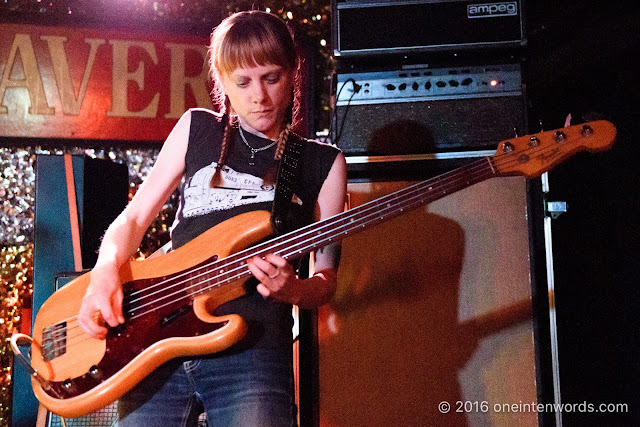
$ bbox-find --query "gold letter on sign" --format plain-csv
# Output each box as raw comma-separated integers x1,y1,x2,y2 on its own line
41,36,105,115
107,40,160,118
0,33,55,115
164,43,211,119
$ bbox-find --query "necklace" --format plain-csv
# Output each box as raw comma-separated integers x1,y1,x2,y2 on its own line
239,126,277,166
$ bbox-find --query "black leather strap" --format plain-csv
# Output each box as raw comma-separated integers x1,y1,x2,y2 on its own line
271,134,305,235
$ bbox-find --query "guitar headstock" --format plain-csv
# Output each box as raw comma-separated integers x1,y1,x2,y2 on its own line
493,120,616,178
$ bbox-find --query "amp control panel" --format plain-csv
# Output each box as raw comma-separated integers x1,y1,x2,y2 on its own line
336,63,522,106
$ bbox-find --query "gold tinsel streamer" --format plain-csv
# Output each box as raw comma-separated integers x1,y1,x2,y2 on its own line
0,244,33,426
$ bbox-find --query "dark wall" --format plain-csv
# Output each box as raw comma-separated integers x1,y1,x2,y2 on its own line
525,1,640,424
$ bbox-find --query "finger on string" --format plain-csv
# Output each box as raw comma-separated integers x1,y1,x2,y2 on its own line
100,300,121,328
79,311,107,339
247,258,268,282
249,256,277,275
264,253,288,269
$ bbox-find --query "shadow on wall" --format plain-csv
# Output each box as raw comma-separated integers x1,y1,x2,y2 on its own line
317,179,537,427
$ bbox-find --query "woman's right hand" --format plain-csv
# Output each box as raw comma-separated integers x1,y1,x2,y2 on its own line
75,109,190,340
77,263,125,340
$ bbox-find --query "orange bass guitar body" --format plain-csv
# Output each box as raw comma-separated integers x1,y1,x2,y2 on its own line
29,210,273,418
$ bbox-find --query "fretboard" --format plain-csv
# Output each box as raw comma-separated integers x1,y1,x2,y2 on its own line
187,156,497,298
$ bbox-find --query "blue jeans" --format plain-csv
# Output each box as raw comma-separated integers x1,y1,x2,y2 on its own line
117,348,297,427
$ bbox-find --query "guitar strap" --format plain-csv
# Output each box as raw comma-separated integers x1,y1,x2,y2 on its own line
63,154,82,272
271,133,305,235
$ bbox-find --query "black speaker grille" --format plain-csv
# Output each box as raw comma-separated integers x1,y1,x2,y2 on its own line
335,95,527,155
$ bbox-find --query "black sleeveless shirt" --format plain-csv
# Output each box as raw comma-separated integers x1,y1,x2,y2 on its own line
170,108,340,349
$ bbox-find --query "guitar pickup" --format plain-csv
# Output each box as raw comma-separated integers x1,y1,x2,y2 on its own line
42,321,67,362
160,304,192,327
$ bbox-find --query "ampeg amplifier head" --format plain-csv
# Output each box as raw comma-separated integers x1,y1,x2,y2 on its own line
333,0,525,57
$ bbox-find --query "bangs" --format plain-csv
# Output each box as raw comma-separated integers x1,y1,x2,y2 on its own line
213,15,296,77
208,11,299,114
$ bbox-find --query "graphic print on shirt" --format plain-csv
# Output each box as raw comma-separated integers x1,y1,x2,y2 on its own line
182,162,275,218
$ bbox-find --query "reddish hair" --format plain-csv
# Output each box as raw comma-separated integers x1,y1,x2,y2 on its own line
208,11,299,186
209,11,298,116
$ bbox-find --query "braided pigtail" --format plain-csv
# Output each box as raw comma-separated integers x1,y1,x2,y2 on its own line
210,99,236,188
274,123,292,161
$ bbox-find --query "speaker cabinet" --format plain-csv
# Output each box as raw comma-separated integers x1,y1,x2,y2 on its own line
31,155,128,313
317,176,539,426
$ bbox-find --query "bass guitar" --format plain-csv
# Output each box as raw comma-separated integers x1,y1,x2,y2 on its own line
12,120,616,418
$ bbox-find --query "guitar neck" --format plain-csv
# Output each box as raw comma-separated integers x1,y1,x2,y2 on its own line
269,119,617,263
174,120,619,300
253,157,496,261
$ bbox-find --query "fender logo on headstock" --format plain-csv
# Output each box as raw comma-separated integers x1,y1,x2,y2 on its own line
536,147,562,164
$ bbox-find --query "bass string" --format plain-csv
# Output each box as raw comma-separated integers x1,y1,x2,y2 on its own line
107,139,533,313
56,135,579,348
58,156,492,343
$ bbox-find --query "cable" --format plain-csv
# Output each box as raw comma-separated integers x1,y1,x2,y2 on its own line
331,78,360,145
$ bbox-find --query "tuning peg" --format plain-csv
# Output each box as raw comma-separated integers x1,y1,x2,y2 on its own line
581,124,594,137
529,136,540,147
502,141,515,153
554,131,567,143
